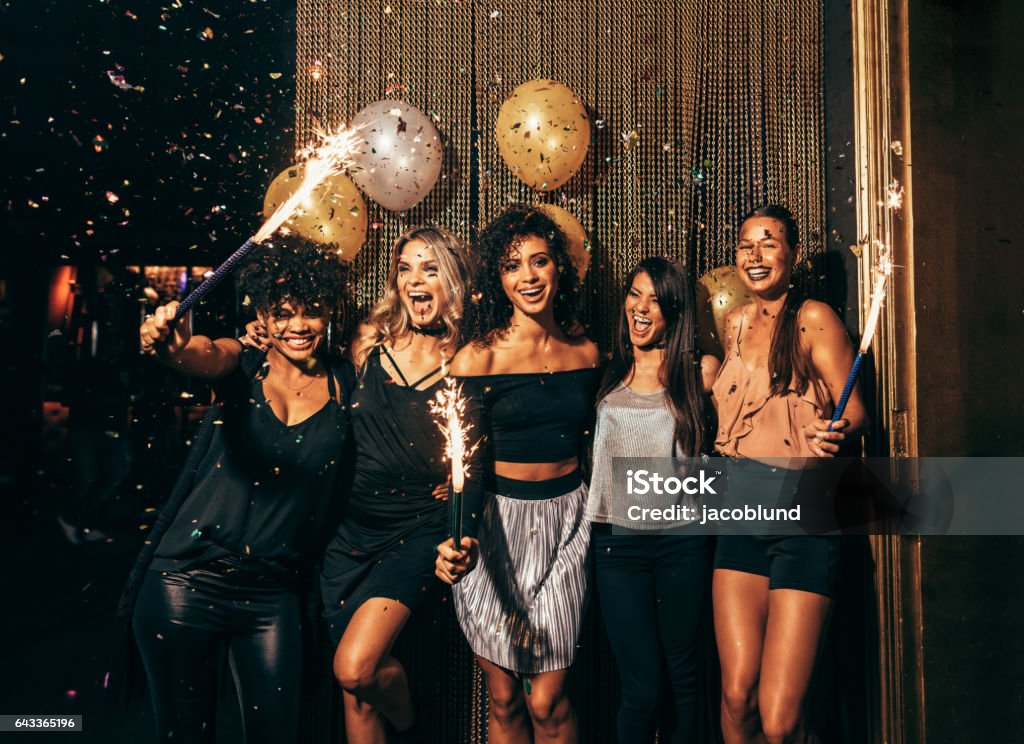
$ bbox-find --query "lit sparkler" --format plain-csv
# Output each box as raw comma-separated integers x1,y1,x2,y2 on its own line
830,239,894,428
429,373,480,548
173,124,362,319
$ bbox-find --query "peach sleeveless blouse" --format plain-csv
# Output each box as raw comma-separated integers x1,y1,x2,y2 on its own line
712,313,833,462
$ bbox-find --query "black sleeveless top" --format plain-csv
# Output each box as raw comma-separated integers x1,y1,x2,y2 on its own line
344,345,448,526
151,348,349,579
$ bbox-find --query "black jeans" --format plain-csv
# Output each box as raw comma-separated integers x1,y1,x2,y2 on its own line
132,557,302,743
593,526,713,744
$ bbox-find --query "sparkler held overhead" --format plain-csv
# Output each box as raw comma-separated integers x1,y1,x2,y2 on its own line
173,125,362,320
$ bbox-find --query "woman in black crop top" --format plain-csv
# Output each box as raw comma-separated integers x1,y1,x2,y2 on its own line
317,227,471,740
125,238,348,744
435,205,600,744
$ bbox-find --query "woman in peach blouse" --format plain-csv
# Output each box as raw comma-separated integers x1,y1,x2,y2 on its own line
711,205,868,744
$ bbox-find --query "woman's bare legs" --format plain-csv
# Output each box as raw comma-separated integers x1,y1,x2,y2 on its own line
714,569,831,744
477,656,531,744
476,656,578,743
715,568,770,744
333,598,414,744
523,668,577,743
757,589,830,744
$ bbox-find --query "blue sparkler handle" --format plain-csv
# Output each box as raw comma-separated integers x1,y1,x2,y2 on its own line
828,351,865,431
174,237,258,320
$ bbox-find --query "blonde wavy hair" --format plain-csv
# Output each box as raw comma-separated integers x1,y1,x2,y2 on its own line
358,225,472,366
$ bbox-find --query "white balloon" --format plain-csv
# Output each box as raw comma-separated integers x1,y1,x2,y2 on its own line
349,101,444,212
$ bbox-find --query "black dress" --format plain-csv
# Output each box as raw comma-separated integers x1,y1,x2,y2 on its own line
320,345,450,647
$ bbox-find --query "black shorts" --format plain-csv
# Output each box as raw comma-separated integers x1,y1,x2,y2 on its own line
713,534,840,597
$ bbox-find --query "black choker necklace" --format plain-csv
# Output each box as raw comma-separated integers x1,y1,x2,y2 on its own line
411,323,446,338
636,341,667,351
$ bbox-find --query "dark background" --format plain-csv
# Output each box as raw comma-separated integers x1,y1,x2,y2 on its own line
0,0,297,506
2,0,1023,742
0,1,300,740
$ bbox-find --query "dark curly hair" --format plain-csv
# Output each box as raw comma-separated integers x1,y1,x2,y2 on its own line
235,234,347,317
462,204,582,346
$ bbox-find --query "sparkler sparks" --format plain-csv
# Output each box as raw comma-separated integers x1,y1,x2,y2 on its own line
885,180,905,211
173,124,362,319
858,240,894,354
253,124,362,242
832,175,902,428
429,375,479,494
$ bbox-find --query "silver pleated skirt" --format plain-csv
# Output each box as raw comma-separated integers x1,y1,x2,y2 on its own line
452,478,591,674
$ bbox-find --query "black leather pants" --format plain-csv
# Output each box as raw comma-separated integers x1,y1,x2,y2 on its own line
132,557,302,743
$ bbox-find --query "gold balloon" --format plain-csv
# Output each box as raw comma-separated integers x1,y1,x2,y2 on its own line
536,204,590,280
696,266,753,358
262,165,367,261
496,79,591,192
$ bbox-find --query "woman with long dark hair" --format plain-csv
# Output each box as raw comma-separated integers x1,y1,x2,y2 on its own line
127,236,349,744
586,257,719,743
711,205,867,743
434,205,600,744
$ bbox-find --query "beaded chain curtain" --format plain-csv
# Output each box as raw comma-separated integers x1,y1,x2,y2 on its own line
295,1,824,741
296,0,824,343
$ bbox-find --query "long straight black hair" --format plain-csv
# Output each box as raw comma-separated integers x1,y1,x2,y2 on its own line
597,257,714,457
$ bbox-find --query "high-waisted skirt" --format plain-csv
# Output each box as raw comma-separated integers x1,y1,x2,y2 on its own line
452,471,591,674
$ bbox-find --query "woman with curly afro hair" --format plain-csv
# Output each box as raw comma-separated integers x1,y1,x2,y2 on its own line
435,204,601,744
127,235,350,743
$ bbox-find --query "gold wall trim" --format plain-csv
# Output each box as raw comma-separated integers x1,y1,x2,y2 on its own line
850,0,922,741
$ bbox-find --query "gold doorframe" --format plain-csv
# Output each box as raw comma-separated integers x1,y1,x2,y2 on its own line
850,0,923,741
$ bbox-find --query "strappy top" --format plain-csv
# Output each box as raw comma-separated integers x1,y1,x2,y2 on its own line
344,345,448,523
377,344,443,389
712,312,833,462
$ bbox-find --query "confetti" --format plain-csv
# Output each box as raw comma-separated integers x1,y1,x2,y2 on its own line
106,70,144,92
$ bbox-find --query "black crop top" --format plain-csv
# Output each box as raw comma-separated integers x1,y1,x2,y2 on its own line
455,367,601,535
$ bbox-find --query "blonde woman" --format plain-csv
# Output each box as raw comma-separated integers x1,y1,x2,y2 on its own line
245,226,470,740
321,226,470,741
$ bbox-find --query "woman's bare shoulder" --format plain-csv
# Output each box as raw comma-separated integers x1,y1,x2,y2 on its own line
797,300,847,339
566,335,601,368
451,343,495,377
